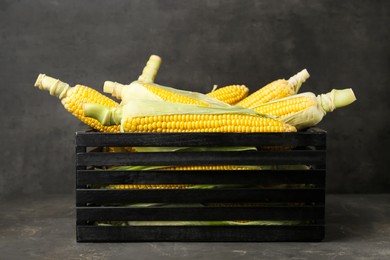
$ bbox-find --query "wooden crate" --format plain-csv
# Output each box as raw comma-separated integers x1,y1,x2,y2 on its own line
75,128,326,242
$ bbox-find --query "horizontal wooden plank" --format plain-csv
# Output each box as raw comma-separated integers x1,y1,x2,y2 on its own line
75,128,326,147
76,225,325,242
76,169,326,186
77,205,324,221
76,150,326,167
76,188,325,205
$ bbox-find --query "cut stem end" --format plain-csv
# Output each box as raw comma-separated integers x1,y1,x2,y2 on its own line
332,88,357,108
103,81,124,100
83,103,122,126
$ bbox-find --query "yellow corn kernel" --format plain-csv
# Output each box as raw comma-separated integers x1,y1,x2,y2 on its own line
122,114,296,133
106,184,194,189
207,85,249,105
34,74,120,132
253,96,316,117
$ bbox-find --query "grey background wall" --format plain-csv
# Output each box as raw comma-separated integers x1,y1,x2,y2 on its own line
0,0,389,197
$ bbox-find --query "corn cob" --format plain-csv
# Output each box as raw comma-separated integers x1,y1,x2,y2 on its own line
83,100,296,133
34,74,121,132
252,88,357,130
207,85,249,105
107,165,262,171
121,114,295,133
236,69,310,108
105,184,194,189
160,165,255,170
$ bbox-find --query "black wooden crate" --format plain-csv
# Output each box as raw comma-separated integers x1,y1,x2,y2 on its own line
75,128,326,242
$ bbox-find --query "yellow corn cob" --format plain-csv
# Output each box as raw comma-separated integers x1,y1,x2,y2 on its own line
252,89,357,130
121,114,296,133
106,184,194,189
83,101,297,133
236,69,310,108
160,165,254,170
253,95,316,117
34,74,121,132
207,85,249,105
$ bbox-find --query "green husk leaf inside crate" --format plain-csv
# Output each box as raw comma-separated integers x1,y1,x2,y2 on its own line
95,220,306,226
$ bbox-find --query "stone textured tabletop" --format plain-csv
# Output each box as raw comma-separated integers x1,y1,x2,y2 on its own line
0,194,389,259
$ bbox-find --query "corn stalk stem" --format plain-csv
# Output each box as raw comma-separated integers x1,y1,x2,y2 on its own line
34,74,70,99
318,88,356,113
137,54,162,83
103,81,124,99
287,69,310,93
83,103,122,126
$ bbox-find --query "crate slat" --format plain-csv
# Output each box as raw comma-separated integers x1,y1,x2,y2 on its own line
77,225,325,242
77,205,324,221
77,169,325,186
76,150,325,167
76,188,325,205
75,130,326,147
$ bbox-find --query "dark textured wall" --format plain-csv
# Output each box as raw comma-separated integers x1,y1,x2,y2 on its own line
0,0,389,197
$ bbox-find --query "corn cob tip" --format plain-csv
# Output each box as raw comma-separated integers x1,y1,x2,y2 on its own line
34,73,70,99
207,85,249,105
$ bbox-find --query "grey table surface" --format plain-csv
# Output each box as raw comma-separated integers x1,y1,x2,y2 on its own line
0,194,389,260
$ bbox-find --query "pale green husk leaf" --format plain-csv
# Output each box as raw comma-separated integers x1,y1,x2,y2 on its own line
121,99,266,119
120,81,164,103
121,81,230,107
96,220,303,226
132,146,257,152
